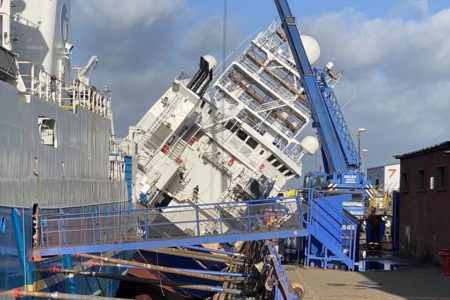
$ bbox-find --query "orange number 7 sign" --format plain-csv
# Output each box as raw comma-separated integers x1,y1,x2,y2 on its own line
388,168,397,178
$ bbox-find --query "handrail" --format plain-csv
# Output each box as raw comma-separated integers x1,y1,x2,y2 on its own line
16,61,111,117
36,197,306,253
306,188,358,267
40,196,298,219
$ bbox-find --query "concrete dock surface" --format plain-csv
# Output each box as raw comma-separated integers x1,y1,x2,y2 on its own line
284,264,450,300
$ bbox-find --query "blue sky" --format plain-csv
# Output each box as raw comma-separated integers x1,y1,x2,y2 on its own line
72,0,450,173
185,0,449,30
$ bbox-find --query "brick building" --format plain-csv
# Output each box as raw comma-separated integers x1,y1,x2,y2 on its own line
394,141,450,263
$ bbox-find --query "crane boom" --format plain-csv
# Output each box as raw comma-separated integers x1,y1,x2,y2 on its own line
274,1,370,268
274,0,360,175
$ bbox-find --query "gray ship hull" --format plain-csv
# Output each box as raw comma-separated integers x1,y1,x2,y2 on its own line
0,78,130,295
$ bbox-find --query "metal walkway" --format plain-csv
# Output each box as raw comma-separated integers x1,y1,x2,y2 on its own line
34,197,308,257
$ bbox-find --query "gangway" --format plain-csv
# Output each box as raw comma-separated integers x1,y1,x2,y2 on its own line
33,197,308,257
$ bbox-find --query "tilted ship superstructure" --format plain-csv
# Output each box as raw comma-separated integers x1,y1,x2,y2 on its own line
123,22,321,236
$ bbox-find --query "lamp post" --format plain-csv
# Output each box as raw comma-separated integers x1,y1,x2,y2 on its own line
357,128,366,170
361,149,368,172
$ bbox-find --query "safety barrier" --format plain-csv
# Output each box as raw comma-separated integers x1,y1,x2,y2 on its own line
34,197,308,257
305,189,358,269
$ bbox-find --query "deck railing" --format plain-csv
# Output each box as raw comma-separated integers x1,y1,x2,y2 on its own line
35,197,307,256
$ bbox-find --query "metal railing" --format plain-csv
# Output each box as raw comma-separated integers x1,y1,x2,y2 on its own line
306,189,358,269
17,61,111,117
35,197,307,256
0,46,18,79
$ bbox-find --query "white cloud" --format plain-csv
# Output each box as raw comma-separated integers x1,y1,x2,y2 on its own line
300,8,450,166
71,3,243,137
179,15,242,64
388,0,429,19
75,0,186,31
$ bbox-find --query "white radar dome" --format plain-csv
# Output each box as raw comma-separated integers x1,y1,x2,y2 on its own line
288,35,320,65
300,136,319,155
202,55,217,71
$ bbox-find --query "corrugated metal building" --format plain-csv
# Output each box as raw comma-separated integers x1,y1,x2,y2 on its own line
394,141,450,263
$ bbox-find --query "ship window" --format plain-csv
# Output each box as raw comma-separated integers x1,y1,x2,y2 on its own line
267,154,276,162
38,116,57,147
272,160,281,167
237,129,248,141
246,137,258,149
285,171,294,177
194,131,203,138
279,165,288,173
259,150,265,155
207,109,213,115
225,120,238,133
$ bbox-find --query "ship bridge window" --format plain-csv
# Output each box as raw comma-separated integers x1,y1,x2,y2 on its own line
272,160,281,167
225,120,238,133
279,165,288,173
237,129,248,141
246,137,258,149
285,171,294,177
267,154,276,162
38,116,56,147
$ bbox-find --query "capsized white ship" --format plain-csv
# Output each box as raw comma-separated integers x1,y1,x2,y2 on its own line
122,22,323,234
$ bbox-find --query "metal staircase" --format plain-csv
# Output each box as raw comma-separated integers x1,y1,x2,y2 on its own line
168,139,188,161
304,189,358,270
168,123,201,161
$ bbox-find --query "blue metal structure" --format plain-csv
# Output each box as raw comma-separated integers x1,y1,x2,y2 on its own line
274,0,367,186
11,208,34,292
274,0,370,269
34,197,308,257
62,254,77,294
124,155,133,210
266,242,300,299
392,191,400,251
305,190,358,269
